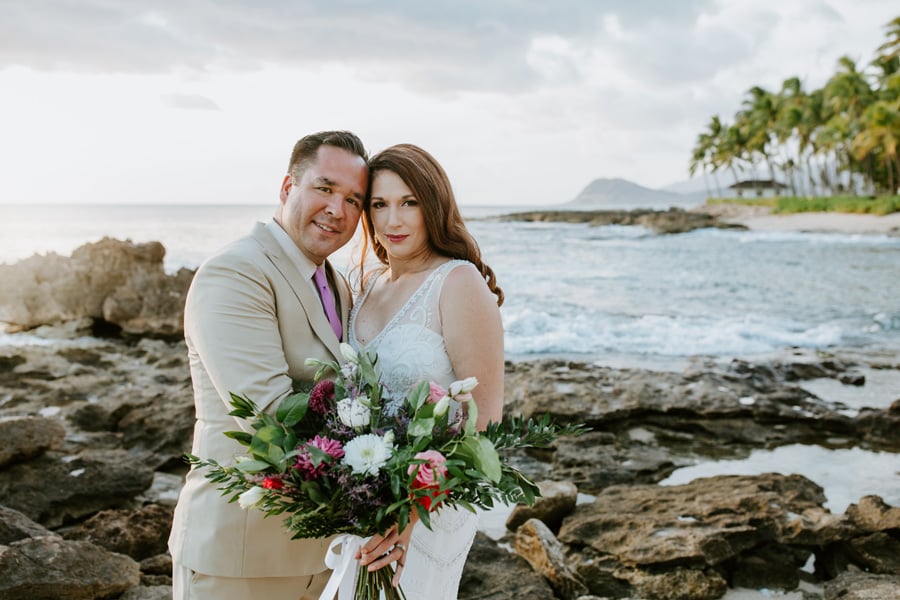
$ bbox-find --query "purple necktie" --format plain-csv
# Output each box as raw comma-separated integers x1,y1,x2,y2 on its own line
313,266,342,340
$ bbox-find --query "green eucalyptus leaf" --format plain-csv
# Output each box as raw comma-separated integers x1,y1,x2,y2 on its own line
283,431,298,453
277,392,310,427
228,392,259,419
301,480,328,505
407,417,434,438
476,437,501,483
465,400,479,436
234,459,271,473
255,425,285,445
408,380,430,412
414,502,432,531
267,444,286,467
223,430,253,446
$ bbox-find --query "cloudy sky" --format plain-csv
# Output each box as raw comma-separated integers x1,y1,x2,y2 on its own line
1,1,897,207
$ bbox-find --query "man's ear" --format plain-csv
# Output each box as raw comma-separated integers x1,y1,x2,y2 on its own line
279,175,292,203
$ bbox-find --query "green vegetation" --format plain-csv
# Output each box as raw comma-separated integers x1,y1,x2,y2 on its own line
707,195,900,215
690,16,900,205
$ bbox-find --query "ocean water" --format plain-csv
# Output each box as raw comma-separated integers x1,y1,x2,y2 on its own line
3,203,899,370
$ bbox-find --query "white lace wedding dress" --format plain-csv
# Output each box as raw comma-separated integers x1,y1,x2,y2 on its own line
349,259,479,600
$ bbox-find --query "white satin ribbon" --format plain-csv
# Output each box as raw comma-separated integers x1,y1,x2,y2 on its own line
320,534,368,600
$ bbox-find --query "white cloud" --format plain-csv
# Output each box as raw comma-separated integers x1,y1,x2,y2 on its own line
0,0,897,205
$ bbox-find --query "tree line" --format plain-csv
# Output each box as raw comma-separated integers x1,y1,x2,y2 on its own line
690,16,900,198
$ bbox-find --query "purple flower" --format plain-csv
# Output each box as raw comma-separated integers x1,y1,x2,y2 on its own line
294,435,344,480
309,380,335,415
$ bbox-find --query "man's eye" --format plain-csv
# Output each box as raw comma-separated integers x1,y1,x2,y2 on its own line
346,197,360,207
316,187,331,193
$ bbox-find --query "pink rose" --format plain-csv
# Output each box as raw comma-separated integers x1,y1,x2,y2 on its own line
408,450,449,511
427,382,448,404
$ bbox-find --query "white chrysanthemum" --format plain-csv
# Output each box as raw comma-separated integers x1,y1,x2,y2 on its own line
238,486,265,509
337,397,370,428
342,433,393,476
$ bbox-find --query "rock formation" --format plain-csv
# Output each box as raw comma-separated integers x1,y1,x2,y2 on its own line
0,238,193,338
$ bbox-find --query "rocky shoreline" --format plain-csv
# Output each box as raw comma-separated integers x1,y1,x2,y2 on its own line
495,204,900,236
0,239,898,599
494,207,748,235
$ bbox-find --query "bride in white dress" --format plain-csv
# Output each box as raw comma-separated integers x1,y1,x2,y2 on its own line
348,144,505,599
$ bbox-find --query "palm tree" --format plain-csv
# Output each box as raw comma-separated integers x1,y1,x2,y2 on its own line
775,77,806,195
715,124,749,194
737,85,779,184
853,100,900,194
689,116,725,197
823,56,875,193
877,16,900,62
799,87,827,196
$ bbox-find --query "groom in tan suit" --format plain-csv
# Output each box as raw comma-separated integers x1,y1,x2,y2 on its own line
168,131,369,600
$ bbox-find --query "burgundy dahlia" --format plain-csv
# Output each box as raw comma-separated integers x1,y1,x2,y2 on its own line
309,380,335,414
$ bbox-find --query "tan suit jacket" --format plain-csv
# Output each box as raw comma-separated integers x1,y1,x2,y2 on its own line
168,222,350,578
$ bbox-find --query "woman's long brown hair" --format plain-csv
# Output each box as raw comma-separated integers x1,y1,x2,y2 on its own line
354,143,503,306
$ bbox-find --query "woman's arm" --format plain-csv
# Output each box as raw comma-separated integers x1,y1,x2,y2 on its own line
440,263,505,429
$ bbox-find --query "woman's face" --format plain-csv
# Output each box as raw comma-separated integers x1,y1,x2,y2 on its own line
369,170,431,263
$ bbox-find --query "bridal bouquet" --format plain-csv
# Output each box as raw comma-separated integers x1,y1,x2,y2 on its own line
188,344,583,600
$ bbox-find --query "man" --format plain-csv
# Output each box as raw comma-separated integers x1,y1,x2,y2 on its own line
168,131,369,600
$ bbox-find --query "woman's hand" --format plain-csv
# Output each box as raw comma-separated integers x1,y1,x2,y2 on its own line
356,511,419,587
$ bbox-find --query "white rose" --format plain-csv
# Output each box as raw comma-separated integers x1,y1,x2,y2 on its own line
337,397,371,428
238,486,266,509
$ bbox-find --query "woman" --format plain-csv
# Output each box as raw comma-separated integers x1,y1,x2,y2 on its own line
350,144,505,598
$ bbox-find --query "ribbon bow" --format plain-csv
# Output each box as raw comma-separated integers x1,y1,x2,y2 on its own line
320,534,368,600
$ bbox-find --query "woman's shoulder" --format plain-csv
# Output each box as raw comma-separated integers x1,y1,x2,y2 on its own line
439,260,490,299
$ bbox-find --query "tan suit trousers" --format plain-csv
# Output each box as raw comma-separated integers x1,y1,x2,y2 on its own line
173,562,331,600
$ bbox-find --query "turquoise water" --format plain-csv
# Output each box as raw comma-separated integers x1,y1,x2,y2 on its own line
3,203,899,364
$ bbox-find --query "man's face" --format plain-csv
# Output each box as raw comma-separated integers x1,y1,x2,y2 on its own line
277,145,368,265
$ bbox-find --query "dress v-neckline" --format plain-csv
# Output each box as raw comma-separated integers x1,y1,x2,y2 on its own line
353,260,455,348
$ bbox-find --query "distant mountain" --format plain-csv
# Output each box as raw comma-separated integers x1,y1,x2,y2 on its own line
566,178,701,210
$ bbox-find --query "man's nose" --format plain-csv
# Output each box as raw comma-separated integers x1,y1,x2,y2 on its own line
324,195,345,218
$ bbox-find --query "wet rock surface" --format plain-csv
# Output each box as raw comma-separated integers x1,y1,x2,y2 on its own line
495,207,747,234
0,240,898,599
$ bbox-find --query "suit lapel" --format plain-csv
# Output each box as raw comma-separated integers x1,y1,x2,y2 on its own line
251,223,343,362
